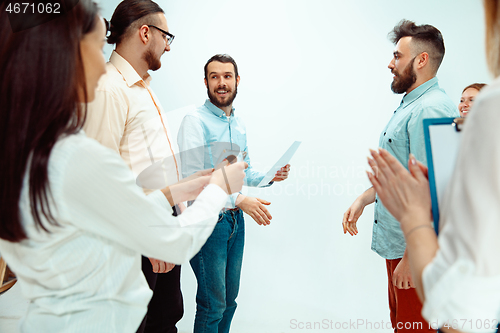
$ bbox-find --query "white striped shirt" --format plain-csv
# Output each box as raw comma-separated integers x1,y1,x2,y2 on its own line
0,131,226,332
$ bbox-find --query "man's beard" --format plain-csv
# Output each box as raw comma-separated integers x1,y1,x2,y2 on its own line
207,86,238,108
391,57,417,94
143,48,161,72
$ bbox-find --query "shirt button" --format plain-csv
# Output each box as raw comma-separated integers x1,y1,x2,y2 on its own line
388,139,392,143
375,199,378,203
374,220,378,224
384,132,386,136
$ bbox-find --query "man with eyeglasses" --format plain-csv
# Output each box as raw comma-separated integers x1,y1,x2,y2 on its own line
84,1,181,333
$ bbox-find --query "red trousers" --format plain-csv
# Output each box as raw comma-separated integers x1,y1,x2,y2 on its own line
386,258,436,332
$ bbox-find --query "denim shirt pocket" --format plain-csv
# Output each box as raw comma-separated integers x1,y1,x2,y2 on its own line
385,137,410,166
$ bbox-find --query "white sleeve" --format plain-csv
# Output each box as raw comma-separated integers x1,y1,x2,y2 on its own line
421,84,500,332
60,139,227,265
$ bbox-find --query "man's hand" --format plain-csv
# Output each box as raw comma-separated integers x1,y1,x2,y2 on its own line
237,194,272,226
210,162,247,194
149,258,176,273
272,164,290,182
342,199,366,236
392,255,414,289
342,187,375,236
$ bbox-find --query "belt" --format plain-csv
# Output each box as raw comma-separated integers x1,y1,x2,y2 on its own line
221,207,239,213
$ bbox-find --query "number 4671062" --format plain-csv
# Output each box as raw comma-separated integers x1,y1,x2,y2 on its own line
6,3,61,14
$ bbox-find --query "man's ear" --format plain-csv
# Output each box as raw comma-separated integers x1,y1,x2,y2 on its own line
204,78,208,88
139,25,150,45
416,52,429,70
236,75,240,87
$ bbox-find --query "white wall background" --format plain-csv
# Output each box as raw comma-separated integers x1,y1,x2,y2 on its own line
97,1,490,332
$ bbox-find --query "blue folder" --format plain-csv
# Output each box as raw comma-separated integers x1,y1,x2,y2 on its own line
423,117,463,233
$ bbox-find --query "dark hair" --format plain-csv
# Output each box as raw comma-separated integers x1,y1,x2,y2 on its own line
204,54,239,80
389,19,445,73
484,0,500,76
462,83,487,93
0,0,99,242
107,0,164,45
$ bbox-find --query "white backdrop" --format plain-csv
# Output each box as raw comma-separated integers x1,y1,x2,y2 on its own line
97,1,490,332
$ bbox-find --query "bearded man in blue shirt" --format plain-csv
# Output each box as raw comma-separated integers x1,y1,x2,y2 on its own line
342,20,458,333
178,54,290,333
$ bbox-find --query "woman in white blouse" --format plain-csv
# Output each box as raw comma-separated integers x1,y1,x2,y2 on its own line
0,1,246,332
366,1,500,332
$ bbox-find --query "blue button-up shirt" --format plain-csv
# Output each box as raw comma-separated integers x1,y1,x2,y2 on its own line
178,99,268,208
372,77,459,259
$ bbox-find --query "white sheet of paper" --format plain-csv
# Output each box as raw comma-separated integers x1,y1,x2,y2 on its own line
257,141,301,187
429,125,462,213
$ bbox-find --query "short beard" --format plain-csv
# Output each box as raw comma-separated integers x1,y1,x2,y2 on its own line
391,57,417,94
143,48,161,72
207,86,238,109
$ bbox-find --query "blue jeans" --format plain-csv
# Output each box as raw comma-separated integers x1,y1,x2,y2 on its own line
190,209,245,333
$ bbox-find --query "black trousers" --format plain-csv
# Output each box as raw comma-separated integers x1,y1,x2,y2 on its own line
136,206,184,333
136,259,183,333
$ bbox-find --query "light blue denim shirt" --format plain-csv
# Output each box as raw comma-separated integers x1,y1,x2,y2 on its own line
372,77,459,259
178,99,268,208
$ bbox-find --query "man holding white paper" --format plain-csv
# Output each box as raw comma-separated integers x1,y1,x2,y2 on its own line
177,54,290,333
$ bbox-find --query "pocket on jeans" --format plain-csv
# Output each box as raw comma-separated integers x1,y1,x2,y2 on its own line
217,213,224,222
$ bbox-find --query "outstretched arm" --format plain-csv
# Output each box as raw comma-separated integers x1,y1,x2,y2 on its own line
367,148,438,302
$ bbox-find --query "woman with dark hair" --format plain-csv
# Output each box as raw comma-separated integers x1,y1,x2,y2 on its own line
458,83,487,117
0,1,245,332
366,1,500,332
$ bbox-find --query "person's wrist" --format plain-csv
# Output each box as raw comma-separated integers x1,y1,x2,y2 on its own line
356,195,370,208
235,193,244,206
161,186,175,206
399,209,433,235
167,183,193,204
209,179,228,194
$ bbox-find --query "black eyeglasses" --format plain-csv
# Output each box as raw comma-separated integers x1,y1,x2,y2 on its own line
147,25,175,46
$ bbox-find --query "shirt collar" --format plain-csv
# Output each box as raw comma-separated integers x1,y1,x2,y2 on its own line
204,99,235,118
109,51,152,87
402,77,438,107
